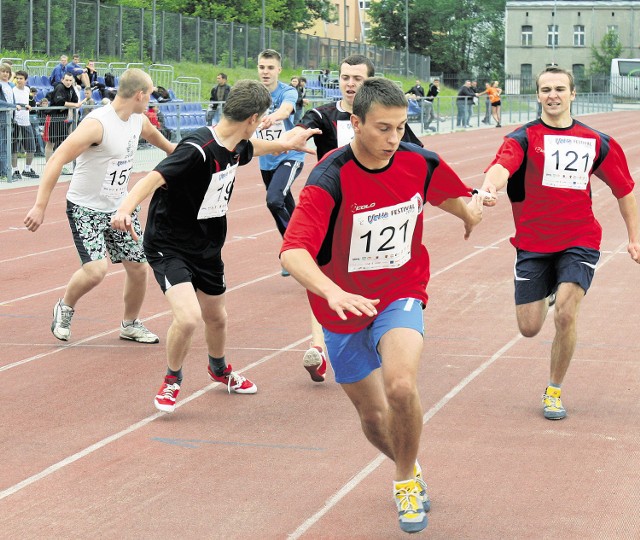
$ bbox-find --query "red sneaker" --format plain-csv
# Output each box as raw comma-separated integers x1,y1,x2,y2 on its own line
154,375,180,413
208,364,257,394
303,346,327,382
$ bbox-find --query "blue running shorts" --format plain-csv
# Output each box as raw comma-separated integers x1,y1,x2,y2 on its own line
323,297,425,384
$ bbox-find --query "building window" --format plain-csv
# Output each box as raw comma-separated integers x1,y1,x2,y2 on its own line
359,0,370,9
572,64,585,78
334,3,340,24
521,25,533,46
573,25,585,46
345,5,350,26
521,63,533,90
547,25,558,47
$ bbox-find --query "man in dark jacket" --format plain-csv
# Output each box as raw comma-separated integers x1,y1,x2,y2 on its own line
208,73,231,124
456,80,476,128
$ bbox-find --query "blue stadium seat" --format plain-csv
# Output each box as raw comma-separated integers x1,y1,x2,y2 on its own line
92,89,102,102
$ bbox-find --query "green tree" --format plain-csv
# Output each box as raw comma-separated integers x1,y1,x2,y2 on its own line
112,0,335,32
589,29,622,75
368,0,505,74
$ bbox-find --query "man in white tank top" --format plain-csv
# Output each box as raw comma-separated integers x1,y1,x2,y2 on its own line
24,68,175,343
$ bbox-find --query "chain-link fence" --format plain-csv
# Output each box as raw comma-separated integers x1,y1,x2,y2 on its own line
0,0,430,79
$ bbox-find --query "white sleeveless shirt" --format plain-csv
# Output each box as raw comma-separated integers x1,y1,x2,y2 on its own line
66,104,143,212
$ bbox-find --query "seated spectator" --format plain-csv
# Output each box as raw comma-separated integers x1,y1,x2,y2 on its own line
66,53,91,89
151,85,171,102
85,60,105,95
50,55,68,86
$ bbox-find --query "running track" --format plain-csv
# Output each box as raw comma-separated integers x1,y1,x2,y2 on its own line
1,112,639,538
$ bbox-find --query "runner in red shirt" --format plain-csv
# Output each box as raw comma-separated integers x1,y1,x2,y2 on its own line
481,66,640,420
281,78,485,534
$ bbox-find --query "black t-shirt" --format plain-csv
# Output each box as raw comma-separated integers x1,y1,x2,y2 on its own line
145,126,253,258
426,84,439,102
49,83,78,117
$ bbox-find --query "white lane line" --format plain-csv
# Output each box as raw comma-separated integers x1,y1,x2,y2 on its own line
288,333,524,539
287,239,628,538
0,334,310,502
0,272,279,372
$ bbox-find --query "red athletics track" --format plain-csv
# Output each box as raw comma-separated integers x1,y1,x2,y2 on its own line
1,112,639,539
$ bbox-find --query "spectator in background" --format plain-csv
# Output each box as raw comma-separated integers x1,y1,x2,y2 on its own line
66,53,91,89
423,78,440,130
408,79,425,98
298,77,309,121
83,87,96,106
145,103,170,140
44,72,85,169
10,70,39,180
0,63,17,181
478,80,502,127
456,80,475,128
50,55,68,86
290,76,307,123
29,87,45,156
468,80,479,125
85,60,105,96
481,82,492,124
207,72,231,125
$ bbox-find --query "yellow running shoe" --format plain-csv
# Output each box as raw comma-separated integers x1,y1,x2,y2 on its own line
542,386,566,420
414,463,431,512
394,479,428,533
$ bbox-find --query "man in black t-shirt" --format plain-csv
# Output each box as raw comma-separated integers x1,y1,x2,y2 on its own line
44,72,86,161
111,80,319,413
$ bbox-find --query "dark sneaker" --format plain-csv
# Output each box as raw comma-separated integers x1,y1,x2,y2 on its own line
22,170,40,178
208,364,257,394
12,171,22,181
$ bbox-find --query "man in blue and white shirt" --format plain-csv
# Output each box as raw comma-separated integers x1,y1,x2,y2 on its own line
256,49,306,241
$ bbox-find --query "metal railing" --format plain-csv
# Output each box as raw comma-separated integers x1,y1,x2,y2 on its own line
0,0,431,79
0,92,615,184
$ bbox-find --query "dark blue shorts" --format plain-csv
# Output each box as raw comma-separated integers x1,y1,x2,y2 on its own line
514,247,600,305
323,298,425,384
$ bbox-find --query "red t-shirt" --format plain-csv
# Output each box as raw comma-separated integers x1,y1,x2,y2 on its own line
486,119,634,252
281,143,471,333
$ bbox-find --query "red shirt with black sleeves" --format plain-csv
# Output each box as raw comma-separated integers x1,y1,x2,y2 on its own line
486,119,634,252
281,142,471,333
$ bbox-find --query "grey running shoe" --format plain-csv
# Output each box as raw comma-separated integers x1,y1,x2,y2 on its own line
51,298,74,341
120,319,160,343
